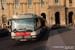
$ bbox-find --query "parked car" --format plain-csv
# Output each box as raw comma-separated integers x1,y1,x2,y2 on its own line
51,24,60,29
0,28,9,37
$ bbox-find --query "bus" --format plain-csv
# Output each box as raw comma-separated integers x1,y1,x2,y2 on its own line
11,13,46,41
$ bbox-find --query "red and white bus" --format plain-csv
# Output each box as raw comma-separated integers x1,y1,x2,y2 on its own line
11,13,46,41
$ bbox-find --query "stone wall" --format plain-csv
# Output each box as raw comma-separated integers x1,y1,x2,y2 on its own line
0,0,75,28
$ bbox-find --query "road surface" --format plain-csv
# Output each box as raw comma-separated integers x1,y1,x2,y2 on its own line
0,27,75,50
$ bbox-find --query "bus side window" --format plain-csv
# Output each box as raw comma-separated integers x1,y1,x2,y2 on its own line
36,18,39,28
36,18,42,29
36,18,38,22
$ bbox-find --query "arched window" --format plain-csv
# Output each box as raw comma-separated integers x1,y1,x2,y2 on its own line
55,12,60,24
68,12,73,23
41,0,44,8
15,0,19,9
1,0,5,9
69,0,72,7
55,0,58,7
28,0,32,8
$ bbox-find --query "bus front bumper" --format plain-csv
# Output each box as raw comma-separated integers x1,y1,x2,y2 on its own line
11,35,40,41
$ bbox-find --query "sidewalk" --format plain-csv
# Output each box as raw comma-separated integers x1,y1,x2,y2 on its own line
45,30,68,50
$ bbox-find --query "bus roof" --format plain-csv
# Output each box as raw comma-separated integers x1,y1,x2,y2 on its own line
11,13,45,20
11,13,35,19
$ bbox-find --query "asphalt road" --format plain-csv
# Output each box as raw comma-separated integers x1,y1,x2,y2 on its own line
57,27,75,49
45,27,75,50
0,30,50,50
0,27,75,50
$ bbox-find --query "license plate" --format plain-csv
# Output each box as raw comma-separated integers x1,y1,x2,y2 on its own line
20,39,27,41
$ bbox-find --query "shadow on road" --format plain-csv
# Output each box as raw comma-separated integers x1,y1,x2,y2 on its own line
9,40,48,50
38,29,50,41
49,27,72,37
57,27,72,34
0,36,10,42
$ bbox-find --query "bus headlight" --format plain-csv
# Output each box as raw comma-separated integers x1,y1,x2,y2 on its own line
31,31,36,35
11,32,16,36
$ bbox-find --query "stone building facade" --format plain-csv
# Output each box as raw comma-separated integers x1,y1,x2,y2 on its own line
0,0,75,28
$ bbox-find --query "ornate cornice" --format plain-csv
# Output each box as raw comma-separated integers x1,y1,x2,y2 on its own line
36,2,40,4
33,2,40,4
6,3,15,5
20,3,27,4
33,3,36,4
20,3,23,4
6,3,10,5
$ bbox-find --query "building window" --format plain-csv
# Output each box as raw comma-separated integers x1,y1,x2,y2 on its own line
41,0,44,8
55,0,58,7
15,0,19,9
1,0,5,9
69,0,72,7
28,0,32,8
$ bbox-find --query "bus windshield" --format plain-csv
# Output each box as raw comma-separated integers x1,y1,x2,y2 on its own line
11,19,35,32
